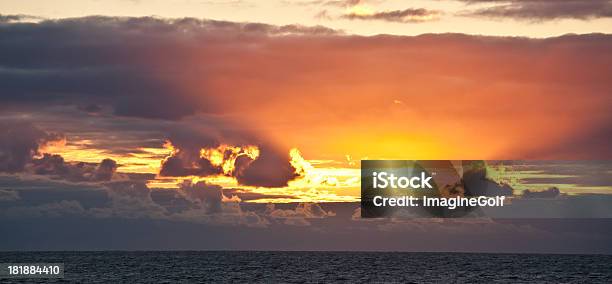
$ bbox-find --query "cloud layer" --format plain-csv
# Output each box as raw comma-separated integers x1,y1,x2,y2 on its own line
0,121,63,173
459,0,612,21
343,8,441,23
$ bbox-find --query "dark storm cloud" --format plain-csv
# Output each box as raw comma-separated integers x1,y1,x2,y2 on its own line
159,155,223,177
0,16,337,120
157,123,301,187
0,119,121,182
28,154,118,182
178,181,224,213
458,0,612,21
462,163,514,197
160,144,301,188
158,125,223,177
0,121,63,173
343,8,441,23
234,147,299,187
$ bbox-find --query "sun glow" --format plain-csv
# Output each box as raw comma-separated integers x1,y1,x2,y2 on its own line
44,138,361,203
347,5,374,16
41,139,172,174
200,144,260,175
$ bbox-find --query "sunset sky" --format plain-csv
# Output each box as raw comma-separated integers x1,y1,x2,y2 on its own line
3,0,612,37
1,0,611,252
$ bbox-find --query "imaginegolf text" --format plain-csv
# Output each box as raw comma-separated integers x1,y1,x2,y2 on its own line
373,195,506,210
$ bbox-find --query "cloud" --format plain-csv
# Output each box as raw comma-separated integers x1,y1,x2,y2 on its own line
462,162,514,197
233,147,299,187
289,0,363,8
265,202,336,226
27,154,118,182
0,15,25,23
0,121,63,173
522,187,561,198
160,137,301,188
459,0,612,21
0,14,42,23
0,16,610,162
0,119,120,183
172,180,269,226
158,125,231,177
160,155,223,177
514,161,612,187
325,0,363,7
2,176,612,252
178,180,225,214
96,180,270,227
3,200,85,218
92,181,170,219
343,8,442,23
0,16,338,120
0,189,20,201
220,188,297,202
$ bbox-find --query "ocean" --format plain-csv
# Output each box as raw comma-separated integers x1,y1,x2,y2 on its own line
0,251,610,283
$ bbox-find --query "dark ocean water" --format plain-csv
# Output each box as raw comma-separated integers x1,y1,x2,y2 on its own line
0,251,610,283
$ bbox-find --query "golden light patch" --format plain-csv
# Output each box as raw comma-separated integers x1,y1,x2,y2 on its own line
347,5,374,16
200,144,260,175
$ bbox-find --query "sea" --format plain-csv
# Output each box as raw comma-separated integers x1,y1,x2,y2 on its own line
0,251,610,283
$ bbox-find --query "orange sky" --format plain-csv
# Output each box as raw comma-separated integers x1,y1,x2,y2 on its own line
1,12,610,203
34,30,611,202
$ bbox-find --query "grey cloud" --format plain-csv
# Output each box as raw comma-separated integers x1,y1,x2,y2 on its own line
2,178,612,253
0,120,63,173
93,181,169,219
159,129,301,187
288,0,362,8
159,155,223,177
0,15,24,23
264,203,336,226
0,16,338,120
3,200,86,218
233,147,299,188
0,14,42,23
452,161,514,197
28,154,118,182
0,175,332,227
343,8,442,23
178,181,224,214
158,125,224,177
100,180,270,227
459,0,612,21
221,188,297,202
